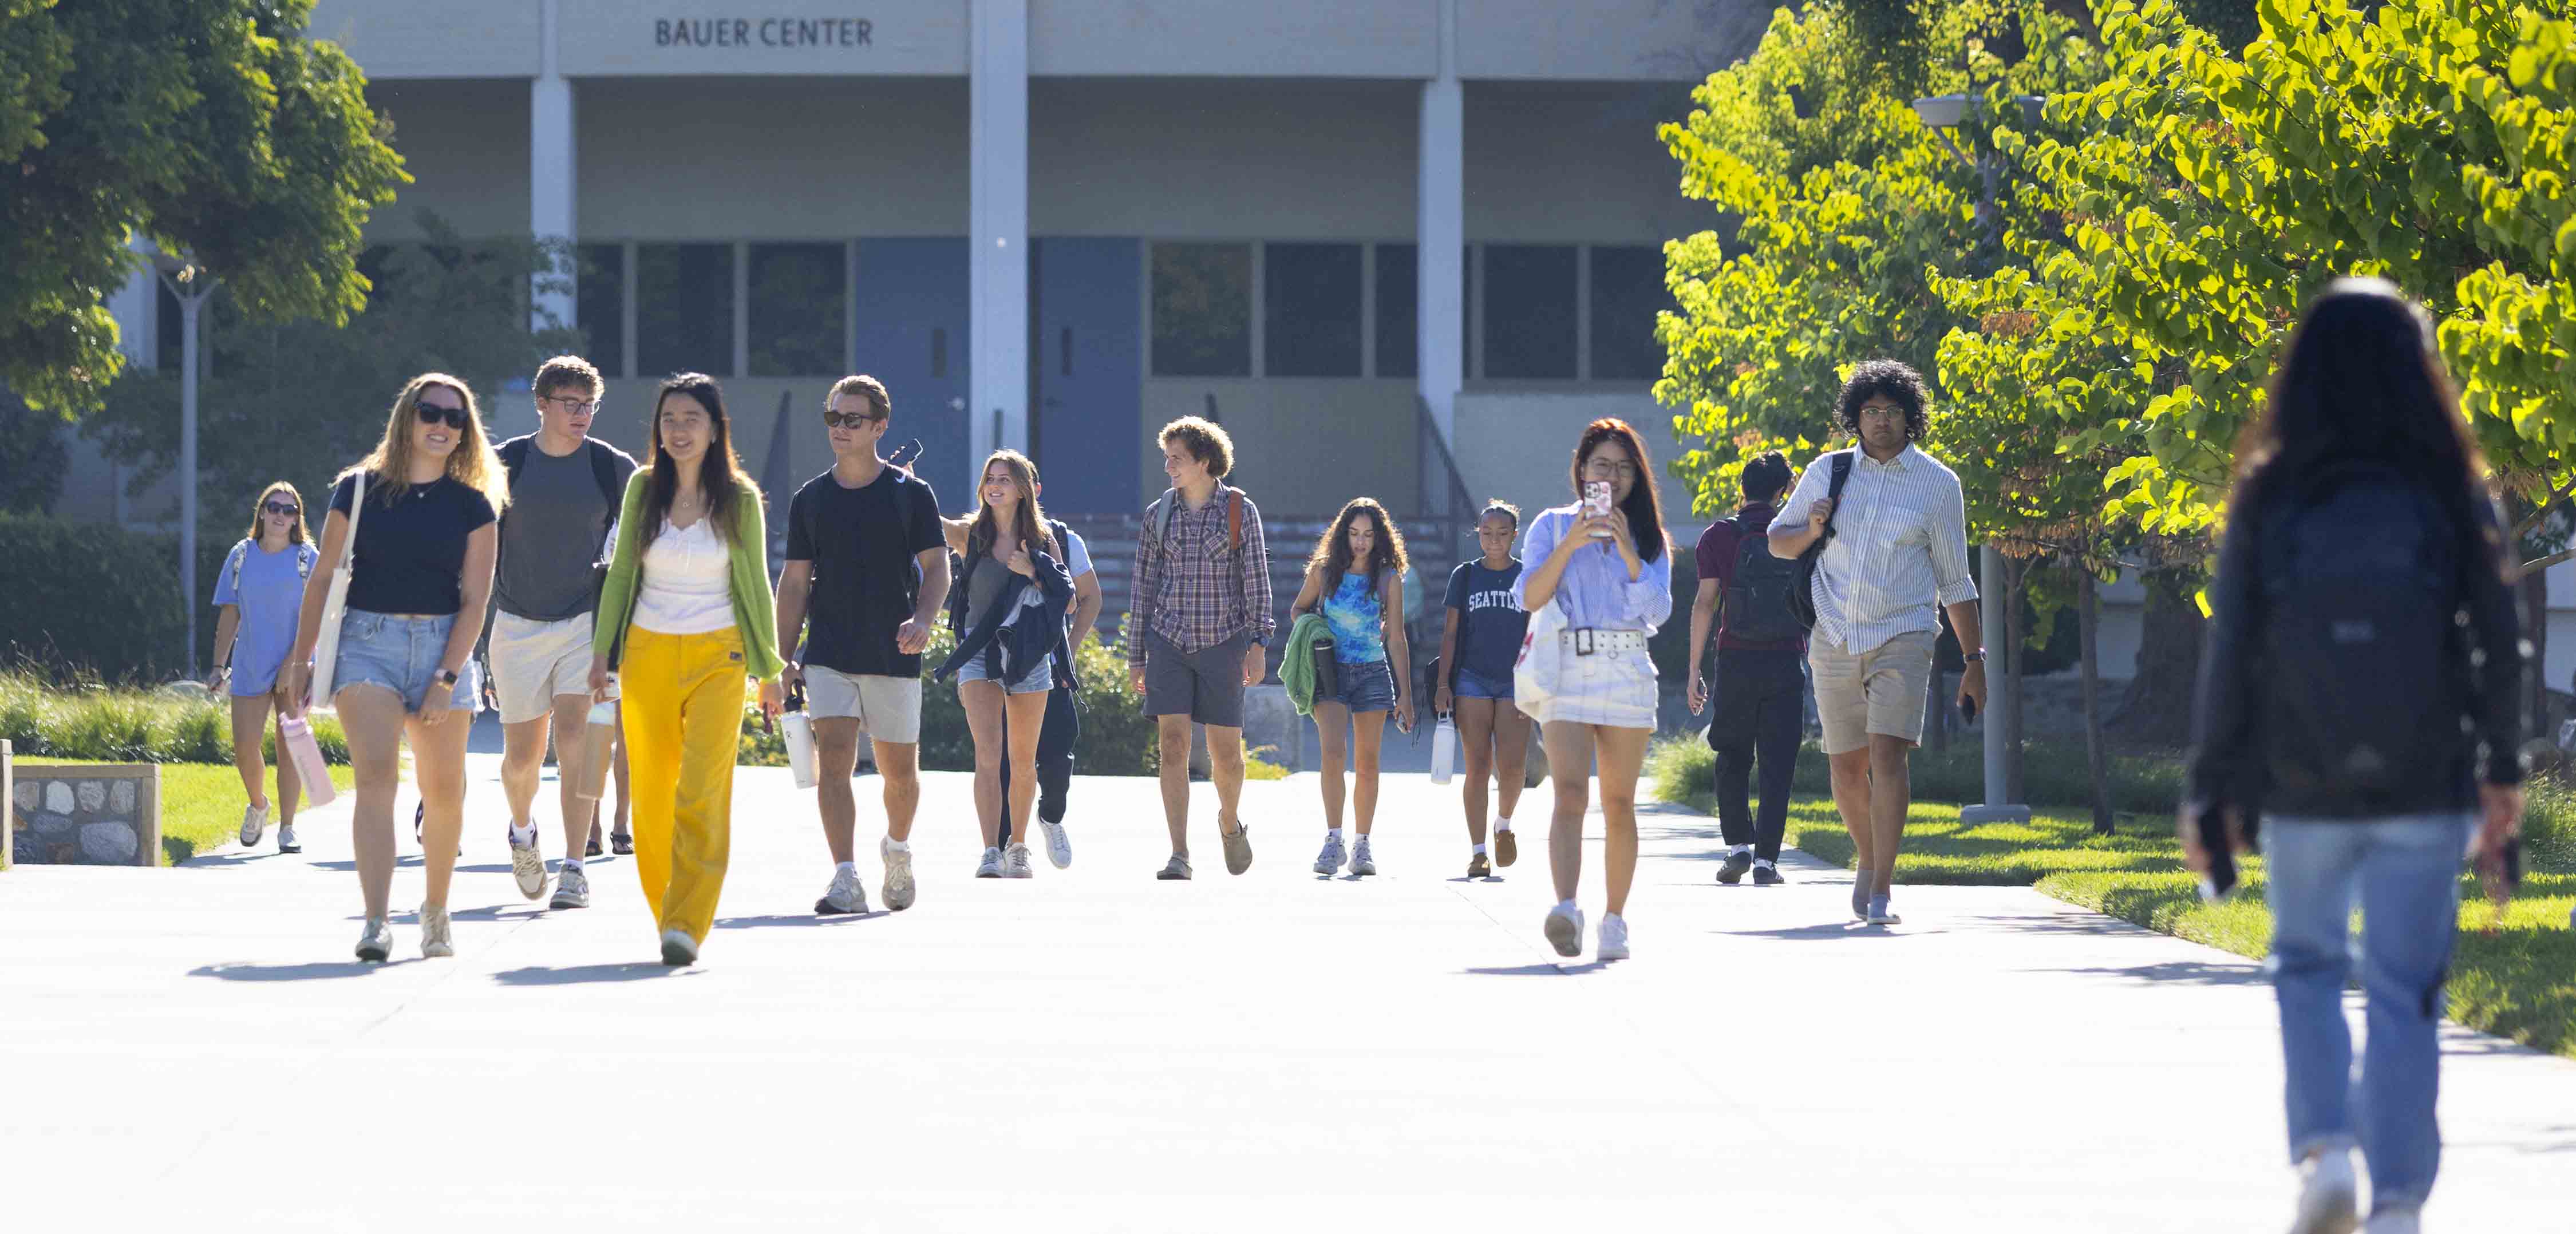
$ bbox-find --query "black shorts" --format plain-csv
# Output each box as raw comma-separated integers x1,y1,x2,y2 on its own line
1143,628,1251,729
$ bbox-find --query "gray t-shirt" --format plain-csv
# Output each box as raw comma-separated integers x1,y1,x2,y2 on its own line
495,440,635,622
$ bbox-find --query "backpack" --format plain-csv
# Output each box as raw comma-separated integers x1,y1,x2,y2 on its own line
1786,451,1855,633
2255,463,2472,800
1722,508,1806,643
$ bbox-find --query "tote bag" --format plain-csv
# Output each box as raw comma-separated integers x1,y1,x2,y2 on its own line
1510,593,1570,721
303,470,365,714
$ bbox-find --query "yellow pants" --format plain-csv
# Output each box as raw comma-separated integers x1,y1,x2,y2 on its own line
619,625,748,946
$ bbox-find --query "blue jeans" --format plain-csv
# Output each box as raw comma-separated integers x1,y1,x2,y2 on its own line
2265,813,2472,1213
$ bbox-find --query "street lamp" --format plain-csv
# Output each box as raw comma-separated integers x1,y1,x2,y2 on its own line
1913,92,2040,826
148,250,219,680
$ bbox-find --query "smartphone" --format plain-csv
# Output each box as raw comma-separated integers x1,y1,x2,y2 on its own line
1582,480,1614,537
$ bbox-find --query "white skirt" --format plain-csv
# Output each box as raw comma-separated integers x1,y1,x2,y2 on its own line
1518,645,1657,730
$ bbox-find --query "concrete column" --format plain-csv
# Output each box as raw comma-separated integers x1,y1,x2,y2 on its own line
530,0,576,333
969,0,1030,462
1416,0,1464,449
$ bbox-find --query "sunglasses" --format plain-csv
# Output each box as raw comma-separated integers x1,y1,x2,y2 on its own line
822,411,884,429
417,402,470,430
263,500,300,517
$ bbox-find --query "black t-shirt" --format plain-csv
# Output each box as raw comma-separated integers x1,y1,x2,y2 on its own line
785,465,945,677
329,471,498,616
1444,559,1528,681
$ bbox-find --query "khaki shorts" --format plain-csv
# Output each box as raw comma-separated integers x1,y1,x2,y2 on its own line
806,666,922,745
1808,629,1935,755
489,611,596,725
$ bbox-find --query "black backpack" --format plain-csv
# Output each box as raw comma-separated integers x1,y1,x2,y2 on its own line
1785,450,1855,632
2256,464,2472,800
1724,508,1807,643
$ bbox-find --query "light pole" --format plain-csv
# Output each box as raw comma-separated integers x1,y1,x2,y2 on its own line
149,251,218,680
1913,92,2038,826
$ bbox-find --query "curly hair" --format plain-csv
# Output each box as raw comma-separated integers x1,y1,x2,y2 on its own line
1158,415,1234,480
1310,496,1408,592
1835,359,1931,442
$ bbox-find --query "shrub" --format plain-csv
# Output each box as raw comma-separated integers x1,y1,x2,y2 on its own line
1652,734,2186,817
0,514,191,682
0,669,346,764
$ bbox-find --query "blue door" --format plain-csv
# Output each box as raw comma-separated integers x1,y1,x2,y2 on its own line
1032,238,1143,516
855,238,972,512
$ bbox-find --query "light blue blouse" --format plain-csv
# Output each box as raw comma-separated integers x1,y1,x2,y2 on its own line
1509,505,1673,632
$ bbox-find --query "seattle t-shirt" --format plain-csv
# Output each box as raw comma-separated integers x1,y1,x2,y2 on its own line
328,472,498,616
785,464,945,677
1443,559,1527,681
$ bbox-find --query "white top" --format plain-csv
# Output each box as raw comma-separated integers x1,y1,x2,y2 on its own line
631,517,736,635
1767,444,1978,656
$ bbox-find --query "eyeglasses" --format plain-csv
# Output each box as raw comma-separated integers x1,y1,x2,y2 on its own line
1856,405,1907,421
823,411,884,429
540,394,598,416
417,402,470,430
263,500,299,517
1583,460,1638,480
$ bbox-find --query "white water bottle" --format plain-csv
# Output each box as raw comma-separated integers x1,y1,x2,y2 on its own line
1429,715,1457,785
783,696,816,790
574,675,619,802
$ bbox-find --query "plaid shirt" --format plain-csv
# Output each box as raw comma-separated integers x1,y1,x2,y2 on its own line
1127,486,1275,665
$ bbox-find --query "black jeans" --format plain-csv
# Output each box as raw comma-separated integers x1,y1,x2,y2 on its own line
1706,647,1804,862
997,683,1079,845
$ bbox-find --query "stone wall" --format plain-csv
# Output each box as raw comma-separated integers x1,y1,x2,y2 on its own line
6,761,160,867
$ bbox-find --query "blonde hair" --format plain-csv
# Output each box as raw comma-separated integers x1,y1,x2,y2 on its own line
967,449,1056,560
339,373,508,516
827,374,891,419
244,481,312,547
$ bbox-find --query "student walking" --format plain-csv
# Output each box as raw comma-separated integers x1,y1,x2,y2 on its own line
1686,452,1802,887
932,450,1076,879
1289,497,1414,876
1433,501,1531,879
1765,361,1986,926
487,355,639,911
1515,420,1673,961
588,373,784,966
1126,416,1273,880
991,518,1101,867
283,374,503,962
208,482,322,854
774,375,949,916
2182,279,2526,1234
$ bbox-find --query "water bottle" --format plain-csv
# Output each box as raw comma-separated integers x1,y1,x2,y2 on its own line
1429,714,1457,785
574,676,618,802
783,682,816,790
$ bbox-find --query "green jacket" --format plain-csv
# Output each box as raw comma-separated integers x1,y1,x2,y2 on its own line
1279,612,1333,717
591,469,785,681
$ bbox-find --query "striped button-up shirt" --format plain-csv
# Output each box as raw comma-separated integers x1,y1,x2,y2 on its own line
1127,486,1277,666
1767,444,1978,655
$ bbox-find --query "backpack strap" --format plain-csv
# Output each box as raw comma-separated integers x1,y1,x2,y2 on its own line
1227,486,1242,551
585,440,625,512
226,539,249,596
1820,451,1855,539
497,437,529,489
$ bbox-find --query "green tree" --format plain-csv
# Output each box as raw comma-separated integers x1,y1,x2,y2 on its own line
0,0,406,414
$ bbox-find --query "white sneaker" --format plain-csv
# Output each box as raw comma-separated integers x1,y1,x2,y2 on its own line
1597,912,1630,961
880,837,916,911
1002,843,1035,879
1350,837,1376,876
659,928,697,966
419,903,453,959
1313,832,1346,875
1543,903,1585,958
239,802,270,847
2289,1148,2358,1234
277,823,301,854
1039,819,1072,869
550,865,591,910
508,827,547,900
816,865,867,915
2361,1212,2418,1234
975,846,1003,879
354,916,393,963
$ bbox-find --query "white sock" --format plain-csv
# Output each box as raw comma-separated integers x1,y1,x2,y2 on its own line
1328,827,1344,841
1556,897,1579,915
562,857,583,873
1473,843,1488,855
884,839,908,853
1753,857,1776,871
1731,843,1753,857
1495,817,1513,832
835,861,856,877
510,821,536,847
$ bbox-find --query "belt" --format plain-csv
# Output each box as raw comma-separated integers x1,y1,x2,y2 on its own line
1556,628,1647,655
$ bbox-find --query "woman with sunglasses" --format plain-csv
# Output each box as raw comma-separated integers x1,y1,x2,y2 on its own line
208,482,322,853
285,375,507,962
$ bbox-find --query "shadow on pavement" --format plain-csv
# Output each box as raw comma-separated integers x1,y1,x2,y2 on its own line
1717,922,1886,941
2038,959,2267,987
713,912,886,928
1463,961,1610,976
490,963,689,985
189,960,407,980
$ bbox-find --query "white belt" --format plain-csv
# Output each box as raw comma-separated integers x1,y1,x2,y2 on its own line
1556,628,1647,655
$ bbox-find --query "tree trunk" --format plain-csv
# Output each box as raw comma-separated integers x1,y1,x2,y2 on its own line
2107,569,2207,749
2080,568,2113,835
2003,556,2026,804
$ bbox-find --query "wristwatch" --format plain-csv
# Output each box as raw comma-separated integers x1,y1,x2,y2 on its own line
1962,650,1986,664
435,667,461,689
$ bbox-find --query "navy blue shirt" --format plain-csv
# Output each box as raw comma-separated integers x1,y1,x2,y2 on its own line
1444,560,1527,681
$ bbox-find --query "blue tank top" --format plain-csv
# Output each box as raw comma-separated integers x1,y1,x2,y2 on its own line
1322,571,1386,664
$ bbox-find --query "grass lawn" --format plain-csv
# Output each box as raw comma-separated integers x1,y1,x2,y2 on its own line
1650,741,2576,1060
18,757,357,865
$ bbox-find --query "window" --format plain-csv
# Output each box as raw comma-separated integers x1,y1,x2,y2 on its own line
1589,245,1666,382
635,243,735,377
1151,243,1251,377
1374,244,1415,378
748,243,846,377
1263,243,1361,377
576,243,625,377
1482,244,1577,380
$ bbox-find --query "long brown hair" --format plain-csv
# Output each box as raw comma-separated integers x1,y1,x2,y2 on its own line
640,372,759,549
244,481,311,547
1571,418,1669,564
967,449,1057,561
340,373,508,515
1309,497,1408,593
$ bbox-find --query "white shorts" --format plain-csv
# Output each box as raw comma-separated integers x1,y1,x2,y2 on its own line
489,611,597,725
807,666,923,745
1517,646,1657,730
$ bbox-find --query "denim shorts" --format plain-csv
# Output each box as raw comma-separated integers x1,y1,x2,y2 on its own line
332,610,485,715
1453,665,1514,700
955,647,1054,695
1326,658,1396,714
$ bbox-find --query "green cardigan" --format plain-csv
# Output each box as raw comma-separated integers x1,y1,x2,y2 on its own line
591,469,785,681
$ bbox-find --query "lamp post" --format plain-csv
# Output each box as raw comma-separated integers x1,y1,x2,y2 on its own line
149,252,218,680
1912,92,2038,826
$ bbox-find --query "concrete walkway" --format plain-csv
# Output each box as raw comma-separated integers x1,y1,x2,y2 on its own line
5,756,2571,1232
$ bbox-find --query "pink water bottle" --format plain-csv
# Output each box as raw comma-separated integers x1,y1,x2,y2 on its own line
279,715,335,809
